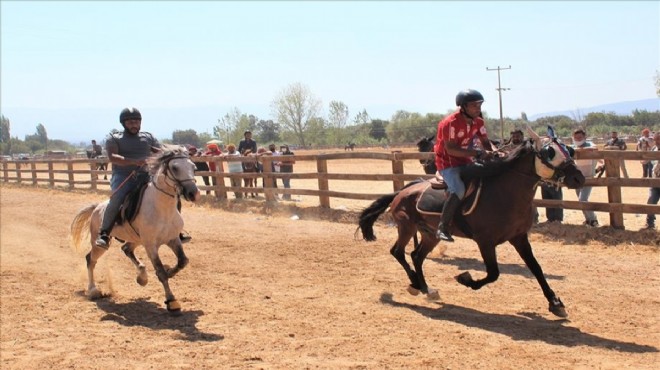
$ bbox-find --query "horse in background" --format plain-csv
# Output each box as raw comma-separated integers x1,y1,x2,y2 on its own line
242,150,259,198
358,132,585,318
415,136,436,174
345,142,356,151
70,145,200,315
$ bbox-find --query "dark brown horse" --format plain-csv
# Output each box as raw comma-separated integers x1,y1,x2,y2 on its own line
415,136,436,174
243,151,259,198
358,136,585,318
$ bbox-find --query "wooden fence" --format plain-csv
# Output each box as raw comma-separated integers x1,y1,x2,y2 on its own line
2,150,660,229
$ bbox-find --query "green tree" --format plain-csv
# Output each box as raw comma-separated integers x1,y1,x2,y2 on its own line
0,115,10,155
172,129,200,147
256,119,280,144
36,123,48,149
271,82,322,147
369,119,388,141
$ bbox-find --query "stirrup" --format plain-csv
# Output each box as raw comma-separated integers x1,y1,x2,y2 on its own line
95,234,110,248
436,228,454,242
179,233,192,244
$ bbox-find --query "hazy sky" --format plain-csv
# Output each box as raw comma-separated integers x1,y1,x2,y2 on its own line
1,1,659,142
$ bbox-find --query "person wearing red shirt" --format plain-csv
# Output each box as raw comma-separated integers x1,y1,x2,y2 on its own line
434,89,495,242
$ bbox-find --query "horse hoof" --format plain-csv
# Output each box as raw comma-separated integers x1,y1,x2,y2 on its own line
406,285,420,296
549,298,568,318
426,289,441,301
87,287,103,300
136,275,148,286
455,271,473,286
166,300,182,316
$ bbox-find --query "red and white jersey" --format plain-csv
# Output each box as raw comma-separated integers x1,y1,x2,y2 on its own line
434,110,488,171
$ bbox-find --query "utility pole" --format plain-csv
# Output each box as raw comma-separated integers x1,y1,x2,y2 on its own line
486,65,511,140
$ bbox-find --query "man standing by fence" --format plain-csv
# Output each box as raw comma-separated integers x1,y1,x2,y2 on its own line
279,144,295,200
644,132,660,229
604,130,629,178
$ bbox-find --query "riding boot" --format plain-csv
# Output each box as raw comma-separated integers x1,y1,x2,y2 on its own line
176,196,192,244
95,196,123,248
436,193,461,242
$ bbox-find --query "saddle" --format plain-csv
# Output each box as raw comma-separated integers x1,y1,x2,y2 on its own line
116,177,150,225
416,174,481,216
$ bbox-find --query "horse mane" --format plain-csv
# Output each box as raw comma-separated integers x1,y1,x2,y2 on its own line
462,140,533,180
148,144,188,175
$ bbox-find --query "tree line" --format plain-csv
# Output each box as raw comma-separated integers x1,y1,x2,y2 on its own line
2,79,660,156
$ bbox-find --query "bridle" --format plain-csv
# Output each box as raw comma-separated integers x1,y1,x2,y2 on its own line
534,139,576,186
152,155,196,198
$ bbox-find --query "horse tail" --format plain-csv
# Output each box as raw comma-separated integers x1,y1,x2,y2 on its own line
70,204,97,253
357,192,398,242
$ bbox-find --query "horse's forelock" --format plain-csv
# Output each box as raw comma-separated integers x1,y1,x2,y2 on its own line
149,145,186,174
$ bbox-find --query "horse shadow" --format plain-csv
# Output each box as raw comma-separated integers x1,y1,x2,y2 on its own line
379,293,657,353
93,297,223,342
429,256,565,281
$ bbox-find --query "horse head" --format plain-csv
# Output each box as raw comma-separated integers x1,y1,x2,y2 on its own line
150,145,200,202
524,125,585,189
415,136,435,153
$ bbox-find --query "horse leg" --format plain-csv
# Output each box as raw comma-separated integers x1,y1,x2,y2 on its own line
85,244,108,299
410,233,441,300
509,234,567,318
121,242,148,286
164,239,189,278
389,223,420,295
144,244,181,315
455,242,500,290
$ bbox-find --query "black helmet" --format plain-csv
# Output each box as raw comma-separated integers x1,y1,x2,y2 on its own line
455,89,484,107
119,107,142,124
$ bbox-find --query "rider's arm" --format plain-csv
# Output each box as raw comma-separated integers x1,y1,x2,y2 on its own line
444,141,483,159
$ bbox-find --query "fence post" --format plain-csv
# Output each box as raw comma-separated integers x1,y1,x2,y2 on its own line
15,162,22,184
30,162,37,185
317,157,330,208
90,161,98,190
2,161,8,182
48,162,54,187
603,152,625,229
391,151,404,191
213,158,227,199
262,156,276,202
67,162,75,189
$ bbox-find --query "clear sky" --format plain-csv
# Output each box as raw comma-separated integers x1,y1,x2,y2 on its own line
1,0,659,143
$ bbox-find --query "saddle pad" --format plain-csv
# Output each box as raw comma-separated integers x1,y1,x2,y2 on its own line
416,184,447,215
118,182,149,225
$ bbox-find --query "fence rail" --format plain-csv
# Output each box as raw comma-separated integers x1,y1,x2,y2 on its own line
2,149,660,229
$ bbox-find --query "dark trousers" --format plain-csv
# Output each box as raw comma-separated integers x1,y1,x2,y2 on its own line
647,187,660,226
541,184,563,222
642,162,653,178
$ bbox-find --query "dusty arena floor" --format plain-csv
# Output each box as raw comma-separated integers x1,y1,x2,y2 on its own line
1,184,659,369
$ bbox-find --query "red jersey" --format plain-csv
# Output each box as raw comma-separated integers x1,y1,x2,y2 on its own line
434,110,488,171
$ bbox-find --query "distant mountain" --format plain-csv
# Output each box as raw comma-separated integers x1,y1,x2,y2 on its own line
529,98,660,121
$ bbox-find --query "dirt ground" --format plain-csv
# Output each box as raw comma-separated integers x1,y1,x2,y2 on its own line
1,154,659,369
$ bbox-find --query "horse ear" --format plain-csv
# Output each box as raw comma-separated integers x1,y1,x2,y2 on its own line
524,124,542,151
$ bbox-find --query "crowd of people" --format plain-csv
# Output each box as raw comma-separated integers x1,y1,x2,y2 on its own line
185,130,296,201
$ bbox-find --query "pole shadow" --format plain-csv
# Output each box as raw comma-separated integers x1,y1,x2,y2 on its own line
380,293,657,353
94,297,223,342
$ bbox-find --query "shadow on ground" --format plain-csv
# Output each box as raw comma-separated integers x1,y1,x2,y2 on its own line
380,292,658,353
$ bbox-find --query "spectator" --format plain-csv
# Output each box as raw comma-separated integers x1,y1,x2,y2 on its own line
279,144,295,200
644,132,660,229
204,143,223,189
636,128,654,178
267,143,280,193
223,144,243,199
91,140,103,158
238,130,257,156
604,130,629,178
188,146,211,195
571,128,603,227
541,183,563,223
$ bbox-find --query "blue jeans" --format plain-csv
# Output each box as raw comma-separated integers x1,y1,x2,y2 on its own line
574,186,596,222
440,166,465,199
646,187,660,226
